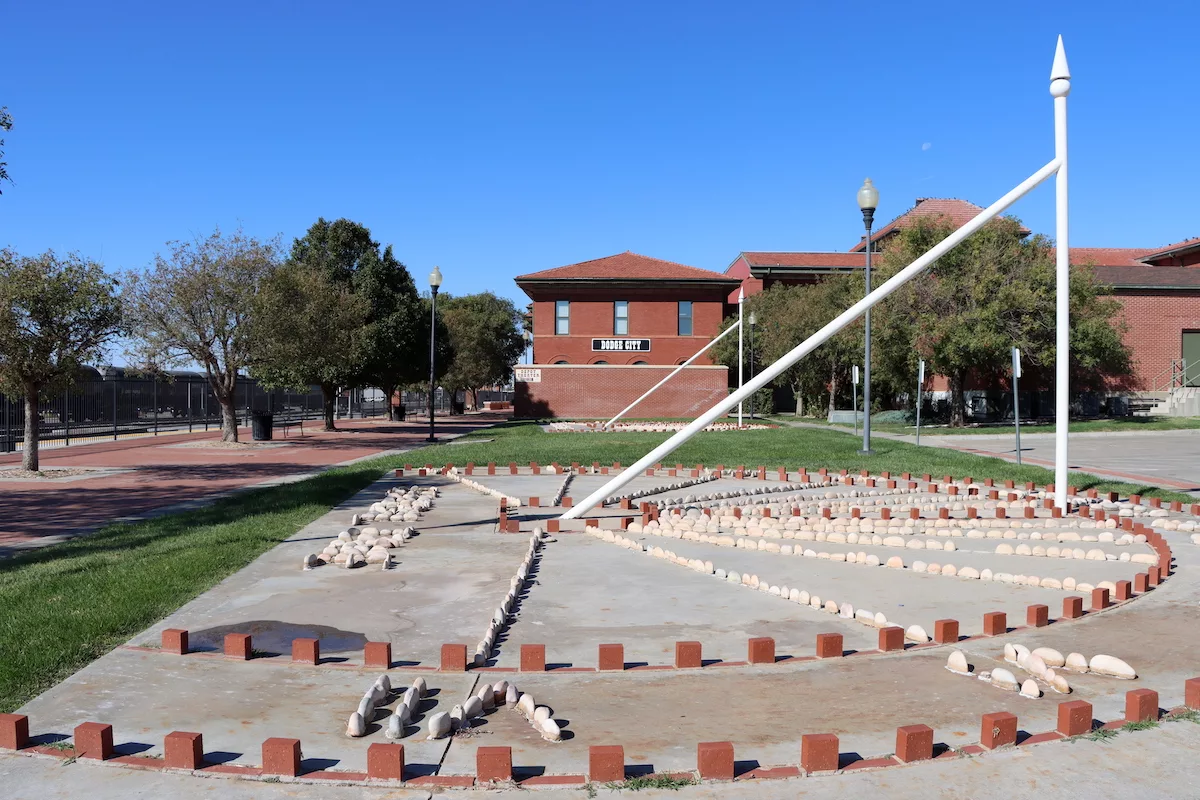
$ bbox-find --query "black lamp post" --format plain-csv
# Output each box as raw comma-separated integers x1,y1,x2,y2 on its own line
856,178,879,455
426,265,443,442
748,310,756,418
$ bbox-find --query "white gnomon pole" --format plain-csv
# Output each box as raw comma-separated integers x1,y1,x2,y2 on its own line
1051,35,1071,510
737,288,744,427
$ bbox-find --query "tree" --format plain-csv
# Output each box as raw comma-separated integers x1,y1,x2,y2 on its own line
871,216,1133,426
252,264,368,428
0,106,12,193
712,277,860,418
123,228,280,442
352,245,425,421
0,249,123,470
254,218,424,429
440,293,525,410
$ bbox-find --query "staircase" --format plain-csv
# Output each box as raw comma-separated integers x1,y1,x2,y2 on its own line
1131,387,1200,417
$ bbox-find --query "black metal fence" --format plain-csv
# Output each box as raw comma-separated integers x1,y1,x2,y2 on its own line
0,377,390,453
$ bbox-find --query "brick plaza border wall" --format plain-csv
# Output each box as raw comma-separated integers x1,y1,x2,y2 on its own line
514,364,729,420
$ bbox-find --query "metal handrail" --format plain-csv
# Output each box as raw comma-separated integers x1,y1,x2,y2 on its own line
1149,358,1199,393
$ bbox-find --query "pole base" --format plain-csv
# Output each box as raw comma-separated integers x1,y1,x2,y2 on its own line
426,437,439,443
857,449,875,456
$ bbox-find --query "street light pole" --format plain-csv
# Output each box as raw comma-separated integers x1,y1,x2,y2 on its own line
748,311,756,418
857,178,879,455
427,265,443,443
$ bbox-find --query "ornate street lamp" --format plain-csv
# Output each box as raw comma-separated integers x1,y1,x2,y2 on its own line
427,265,443,443
857,178,879,455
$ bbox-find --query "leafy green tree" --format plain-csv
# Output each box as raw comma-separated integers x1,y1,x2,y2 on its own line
252,264,368,429
123,228,280,442
713,277,861,418
0,106,12,193
871,216,1132,426
0,249,123,469
254,218,431,428
352,244,425,421
440,292,526,410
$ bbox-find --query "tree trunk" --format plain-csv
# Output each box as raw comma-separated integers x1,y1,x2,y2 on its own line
949,371,966,427
380,383,398,421
22,384,39,471
794,389,804,417
469,387,479,411
828,366,838,419
321,384,337,431
219,398,239,442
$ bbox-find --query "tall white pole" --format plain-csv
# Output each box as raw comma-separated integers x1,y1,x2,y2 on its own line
737,288,744,427
562,156,1062,519
1051,36,1071,510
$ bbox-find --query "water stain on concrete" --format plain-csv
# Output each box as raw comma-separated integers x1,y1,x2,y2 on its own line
187,620,367,653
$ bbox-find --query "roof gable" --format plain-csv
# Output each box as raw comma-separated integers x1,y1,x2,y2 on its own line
516,252,736,282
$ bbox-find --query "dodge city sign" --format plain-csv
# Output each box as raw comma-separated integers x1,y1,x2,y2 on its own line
591,338,651,352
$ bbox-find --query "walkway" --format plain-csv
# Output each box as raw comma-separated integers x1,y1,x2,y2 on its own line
781,420,1200,496
0,414,501,555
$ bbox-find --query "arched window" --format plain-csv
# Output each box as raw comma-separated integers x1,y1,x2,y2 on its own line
593,360,608,365
633,360,648,365
554,360,568,365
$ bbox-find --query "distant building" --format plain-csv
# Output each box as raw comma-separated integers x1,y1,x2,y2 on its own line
726,198,1200,396
513,252,738,418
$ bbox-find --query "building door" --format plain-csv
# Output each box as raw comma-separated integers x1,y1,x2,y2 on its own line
1183,331,1200,387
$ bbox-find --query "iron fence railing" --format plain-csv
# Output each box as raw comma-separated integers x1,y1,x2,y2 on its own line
0,378,391,453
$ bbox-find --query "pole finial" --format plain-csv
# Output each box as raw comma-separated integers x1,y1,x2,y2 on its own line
1050,36,1071,96
738,287,744,303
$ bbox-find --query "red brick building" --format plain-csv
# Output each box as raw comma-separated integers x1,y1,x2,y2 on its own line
726,198,1200,394
513,252,739,418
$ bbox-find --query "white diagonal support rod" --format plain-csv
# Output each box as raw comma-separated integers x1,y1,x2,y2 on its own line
563,155,1064,519
604,320,740,429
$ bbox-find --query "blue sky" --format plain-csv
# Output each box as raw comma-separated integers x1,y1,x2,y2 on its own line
3,1,1196,314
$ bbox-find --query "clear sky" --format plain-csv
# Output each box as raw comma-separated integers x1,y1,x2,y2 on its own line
2,1,1196,312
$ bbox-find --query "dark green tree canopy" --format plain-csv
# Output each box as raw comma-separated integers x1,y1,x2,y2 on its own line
440,292,526,407
0,106,12,193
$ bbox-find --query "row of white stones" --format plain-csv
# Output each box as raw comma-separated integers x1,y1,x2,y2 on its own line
346,674,428,738
584,526,933,645
445,469,522,509
625,520,1130,594
473,532,547,666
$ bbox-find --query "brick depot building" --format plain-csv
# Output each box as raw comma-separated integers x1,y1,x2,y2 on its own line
514,252,739,419
726,199,1200,396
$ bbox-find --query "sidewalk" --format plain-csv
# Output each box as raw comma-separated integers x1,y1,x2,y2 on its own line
778,419,1200,495
0,414,502,554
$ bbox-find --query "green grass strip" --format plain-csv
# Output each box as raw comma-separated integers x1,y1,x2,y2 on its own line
0,420,1190,713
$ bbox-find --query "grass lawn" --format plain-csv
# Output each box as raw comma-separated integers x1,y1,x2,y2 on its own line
795,416,1200,436
1,419,1192,713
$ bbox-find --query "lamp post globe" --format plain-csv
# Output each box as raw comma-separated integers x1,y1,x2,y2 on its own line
426,266,444,442
857,178,878,456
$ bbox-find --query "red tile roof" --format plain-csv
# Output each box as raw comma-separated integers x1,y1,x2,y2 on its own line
1067,248,1152,267
516,252,737,282
850,198,1030,252
1139,236,1200,263
738,252,869,268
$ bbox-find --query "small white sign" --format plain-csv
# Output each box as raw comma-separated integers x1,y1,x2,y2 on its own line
853,365,859,385
514,368,541,383
918,359,925,384
1012,348,1022,378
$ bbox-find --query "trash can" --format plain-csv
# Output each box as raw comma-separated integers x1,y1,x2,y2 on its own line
251,411,274,441
394,404,406,421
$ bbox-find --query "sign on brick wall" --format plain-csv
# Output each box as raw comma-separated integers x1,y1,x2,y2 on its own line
514,368,541,383
591,338,651,352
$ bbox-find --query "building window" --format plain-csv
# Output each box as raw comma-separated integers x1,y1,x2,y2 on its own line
633,360,648,365
677,301,693,336
555,300,570,335
594,360,608,365
614,301,629,335
554,359,568,364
